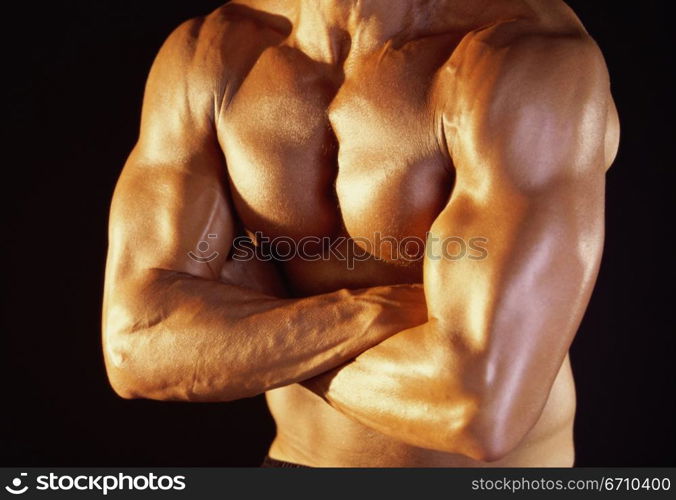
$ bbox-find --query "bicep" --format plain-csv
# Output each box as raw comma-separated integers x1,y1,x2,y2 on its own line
424,175,605,351
106,18,233,285
109,150,233,281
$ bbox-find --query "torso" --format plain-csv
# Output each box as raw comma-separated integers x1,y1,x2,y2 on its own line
213,0,583,466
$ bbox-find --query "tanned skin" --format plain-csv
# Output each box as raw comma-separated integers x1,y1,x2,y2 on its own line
103,0,619,467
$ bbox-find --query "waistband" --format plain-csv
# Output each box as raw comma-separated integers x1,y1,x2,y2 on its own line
260,455,310,468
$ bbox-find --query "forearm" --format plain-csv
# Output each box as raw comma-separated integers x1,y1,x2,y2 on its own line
302,320,486,458
103,268,425,402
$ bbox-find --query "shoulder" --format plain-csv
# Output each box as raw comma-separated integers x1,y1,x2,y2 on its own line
455,23,612,146
147,4,290,116
442,19,615,189
162,3,290,60
455,20,608,95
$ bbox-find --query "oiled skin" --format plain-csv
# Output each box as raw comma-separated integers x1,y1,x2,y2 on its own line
103,0,620,467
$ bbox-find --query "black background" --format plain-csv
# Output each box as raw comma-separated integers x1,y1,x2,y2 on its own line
2,1,674,466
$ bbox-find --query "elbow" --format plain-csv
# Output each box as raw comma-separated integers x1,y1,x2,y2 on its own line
465,394,522,461
102,331,146,400
435,377,532,462
102,270,183,400
437,415,517,463
104,343,168,401
479,438,515,463
102,315,243,403
107,369,141,400
429,335,545,461
102,303,154,401
465,420,519,463
442,408,523,463
456,364,557,461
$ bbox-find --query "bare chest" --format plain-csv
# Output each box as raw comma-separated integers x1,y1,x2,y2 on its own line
218,38,457,262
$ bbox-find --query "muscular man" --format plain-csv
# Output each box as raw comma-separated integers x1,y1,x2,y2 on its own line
102,0,619,467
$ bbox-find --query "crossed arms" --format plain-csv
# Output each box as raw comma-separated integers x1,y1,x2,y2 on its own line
102,19,619,461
